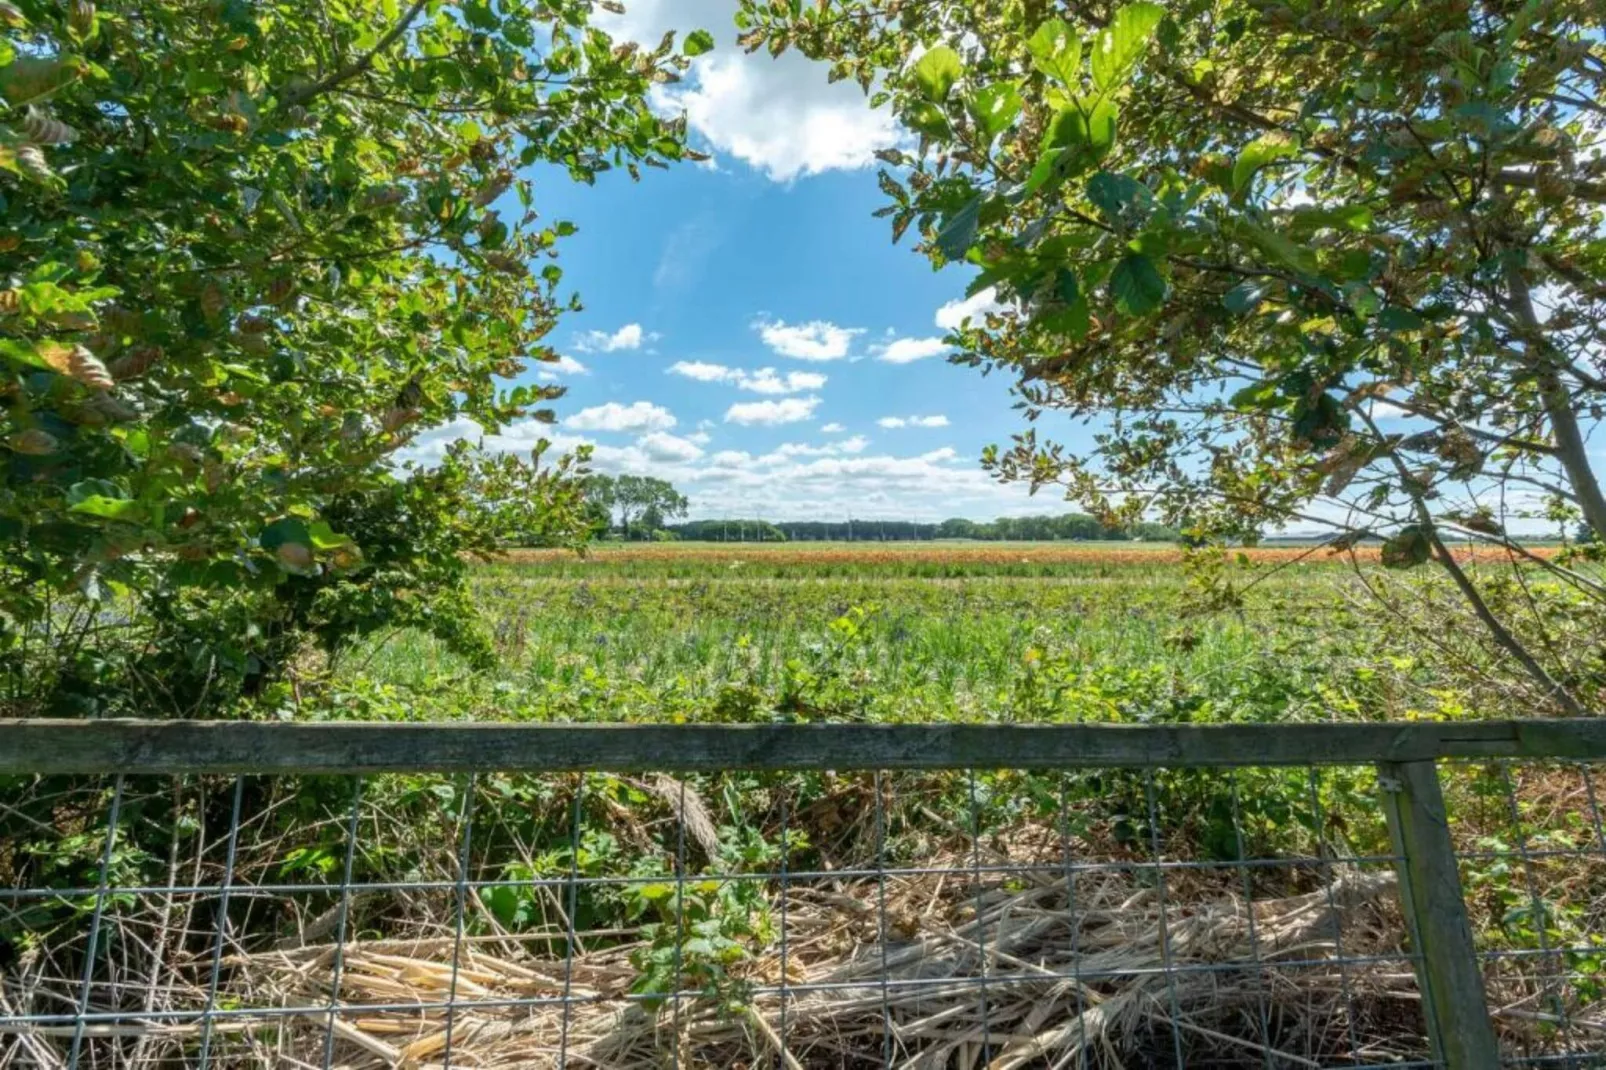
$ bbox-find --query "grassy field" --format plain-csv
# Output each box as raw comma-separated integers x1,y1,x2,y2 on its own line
336,540,1494,726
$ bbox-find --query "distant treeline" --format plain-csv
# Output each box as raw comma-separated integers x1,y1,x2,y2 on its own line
667,515,1181,543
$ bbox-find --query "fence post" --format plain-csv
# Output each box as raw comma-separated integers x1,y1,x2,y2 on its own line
1376,759,1499,1069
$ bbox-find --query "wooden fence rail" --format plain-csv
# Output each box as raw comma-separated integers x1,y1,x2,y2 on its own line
2,717,1606,775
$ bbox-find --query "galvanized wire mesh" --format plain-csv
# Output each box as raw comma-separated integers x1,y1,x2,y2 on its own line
1,751,1602,1068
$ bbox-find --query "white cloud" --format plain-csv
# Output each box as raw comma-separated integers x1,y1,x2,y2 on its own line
668,53,900,182
935,287,1010,331
877,414,949,429
667,361,825,394
536,354,590,381
686,430,712,446
596,1,900,182
566,401,677,433
396,417,1035,523
725,396,821,426
574,323,651,353
756,319,864,361
767,435,872,460
637,431,705,463
875,336,950,364
821,422,846,433
666,360,730,382
743,368,827,394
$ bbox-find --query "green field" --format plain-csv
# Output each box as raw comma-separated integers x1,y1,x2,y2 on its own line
332,541,1479,726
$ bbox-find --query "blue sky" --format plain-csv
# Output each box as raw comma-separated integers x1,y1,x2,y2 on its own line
404,0,1069,522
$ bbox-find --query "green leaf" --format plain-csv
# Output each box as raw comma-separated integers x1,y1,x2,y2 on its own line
1110,253,1166,315
912,45,962,102
967,82,1022,140
1027,20,1081,85
1236,220,1319,275
1230,381,1281,411
935,195,981,261
684,29,715,56
1055,268,1080,305
1085,96,1117,155
1086,171,1150,231
1038,296,1091,339
1091,2,1164,91
1222,281,1269,315
0,338,52,371
307,521,354,550
1290,204,1373,232
66,479,123,506
259,517,311,551
1232,132,1299,194
69,496,147,522
67,480,145,522
1377,307,1425,332
1381,525,1433,569
1026,99,1116,196
905,101,950,138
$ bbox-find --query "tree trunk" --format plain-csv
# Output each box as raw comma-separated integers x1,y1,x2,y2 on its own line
1504,261,1606,539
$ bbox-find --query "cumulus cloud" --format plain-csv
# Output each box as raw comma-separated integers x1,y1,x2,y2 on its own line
756,319,864,361
637,431,705,462
397,417,1033,523
536,354,589,381
725,396,821,426
566,401,677,433
574,323,652,353
667,361,826,394
821,422,846,433
935,287,1009,331
877,414,949,429
875,337,950,364
595,1,900,182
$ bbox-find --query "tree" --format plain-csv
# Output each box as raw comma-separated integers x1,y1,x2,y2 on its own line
583,473,618,536
1,0,701,713
613,475,688,538
741,0,1606,715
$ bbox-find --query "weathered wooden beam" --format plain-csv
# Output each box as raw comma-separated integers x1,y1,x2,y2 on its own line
1,718,1604,775
1378,760,1501,1069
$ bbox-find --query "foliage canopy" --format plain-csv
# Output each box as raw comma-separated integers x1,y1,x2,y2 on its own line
740,0,1606,713
0,0,697,713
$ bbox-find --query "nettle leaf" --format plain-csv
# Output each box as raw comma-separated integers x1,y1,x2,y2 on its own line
1090,2,1164,91
1027,20,1081,85
1232,132,1300,194
1110,254,1166,315
912,45,962,102
967,82,1022,140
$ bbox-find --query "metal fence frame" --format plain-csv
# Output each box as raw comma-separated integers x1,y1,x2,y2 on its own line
5,717,1606,1070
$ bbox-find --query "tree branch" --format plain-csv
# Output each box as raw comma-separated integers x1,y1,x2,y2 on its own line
1352,402,1585,715
281,0,431,107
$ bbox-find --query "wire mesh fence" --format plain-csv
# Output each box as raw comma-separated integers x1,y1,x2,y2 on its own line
1,721,1603,1069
